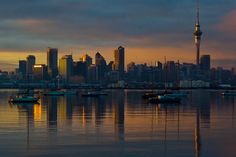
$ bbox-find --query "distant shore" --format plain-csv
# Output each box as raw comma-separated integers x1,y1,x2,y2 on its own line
0,86,235,90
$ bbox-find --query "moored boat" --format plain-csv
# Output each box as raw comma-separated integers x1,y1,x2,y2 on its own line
149,95,181,104
82,91,108,97
142,91,173,99
221,91,236,96
8,95,39,103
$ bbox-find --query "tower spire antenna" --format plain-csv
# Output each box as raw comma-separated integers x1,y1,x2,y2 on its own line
194,0,202,66
196,0,200,26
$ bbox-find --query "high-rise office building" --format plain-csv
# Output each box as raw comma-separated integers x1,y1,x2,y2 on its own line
95,52,107,81
114,46,125,80
59,55,73,82
194,2,203,66
95,52,106,65
33,64,48,81
165,61,177,83
81,54,92,66
88,64,97,83
26,55,36,80
73,61,88,80
200,55,211,71
19,60,27,79
47,48,58,78
107,61,114,72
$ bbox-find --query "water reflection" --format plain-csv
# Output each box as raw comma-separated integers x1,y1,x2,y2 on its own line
47,97,57,131
113,90,125,141
0,90,236,157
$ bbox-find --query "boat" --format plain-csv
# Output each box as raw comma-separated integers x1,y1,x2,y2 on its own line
149,95,181,104
221,91,236,96
82,91,108,97
8,95,39,103
142,91,173,99
44,90,65,96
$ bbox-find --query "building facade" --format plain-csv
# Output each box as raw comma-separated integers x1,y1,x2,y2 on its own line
33,64,48,81
26,55,36,81
114,46,125,80
19,60,27,80
59,55,73,82
47,48,58,79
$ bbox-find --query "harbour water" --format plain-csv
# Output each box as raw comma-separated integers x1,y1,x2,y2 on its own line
0,89,235,157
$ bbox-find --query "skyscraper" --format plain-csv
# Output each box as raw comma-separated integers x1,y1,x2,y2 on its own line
59,55,73,82
88,64,97,83
33,64,48,81
95,52,107,82
95,52,106,66
47,48,58,78
200,55,211,71
194,2,202,66
26,55,36,80
73,61,88,80
19,60,27,79
114,46,125,80
81,54,92,66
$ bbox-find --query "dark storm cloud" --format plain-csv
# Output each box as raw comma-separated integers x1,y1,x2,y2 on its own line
0,0,235,56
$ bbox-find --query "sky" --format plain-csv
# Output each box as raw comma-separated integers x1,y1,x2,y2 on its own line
0,0,236,71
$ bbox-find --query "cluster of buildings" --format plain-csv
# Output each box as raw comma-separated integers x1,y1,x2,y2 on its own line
0,46,233,89
14,46,125,87
126,55,236,88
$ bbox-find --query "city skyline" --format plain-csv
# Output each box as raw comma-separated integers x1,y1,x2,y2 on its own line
0,0,236,71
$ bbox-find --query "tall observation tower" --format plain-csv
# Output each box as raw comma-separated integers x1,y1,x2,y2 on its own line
194,1,202,66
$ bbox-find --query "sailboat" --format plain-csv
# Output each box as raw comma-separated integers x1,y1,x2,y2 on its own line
221,91,236,96
43,75,65,96
8,95,39,103
142,62,173,99
9,75,39,103
149,95,181,103
148,58,185,104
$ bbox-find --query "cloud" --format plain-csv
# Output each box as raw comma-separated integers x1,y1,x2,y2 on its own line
0,0,236,70
215,10,236,35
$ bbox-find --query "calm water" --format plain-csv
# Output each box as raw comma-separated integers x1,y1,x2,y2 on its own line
0,90,235,157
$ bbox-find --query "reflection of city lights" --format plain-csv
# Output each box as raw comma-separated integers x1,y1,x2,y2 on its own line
34,104,42,122
194,127,200,157
82,106,85,128
155,105,159,127
58,99,67,125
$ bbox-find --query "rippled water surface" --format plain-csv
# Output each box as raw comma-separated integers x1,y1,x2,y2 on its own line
0,90,235,157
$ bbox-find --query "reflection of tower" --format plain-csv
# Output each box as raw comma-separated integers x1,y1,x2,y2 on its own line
66,96,73,120
57,96,73,126
113,90,125,141
47,97,58,129
95,97,106,126
194,0,203,66
194,108,201,157
17,105,34,148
